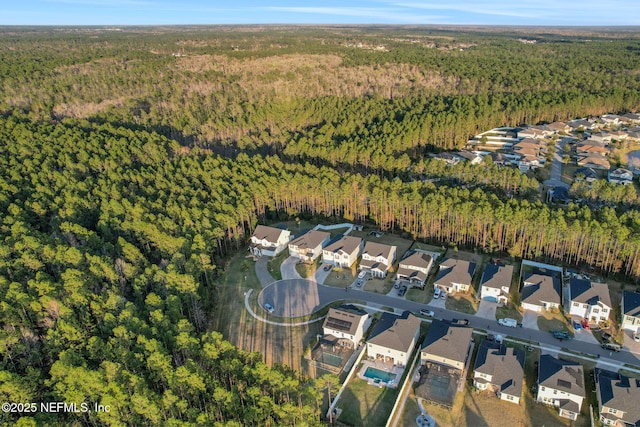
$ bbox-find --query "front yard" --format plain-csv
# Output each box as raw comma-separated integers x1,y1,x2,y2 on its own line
537,310,571,333
445,293,478,314
496,303,523,322
324,266,357,288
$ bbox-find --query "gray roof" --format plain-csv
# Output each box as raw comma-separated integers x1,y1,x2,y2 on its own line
324,235,362,256
623,291,640,317
289,230,329,250
569,278,612,308
252,225,287,243
362,241,396,260
595,368,640,426
367,311,420,353
474,340,525,397
538,355,585,397
421,320,473,365
481,264,514,290
522,272,561,306
323,305,368,335
435,259,476,287
400,251,433,269
575,167,598,179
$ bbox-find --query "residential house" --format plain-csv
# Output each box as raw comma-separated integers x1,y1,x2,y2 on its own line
395,251,434,288
473,340,525,404
575,141,609,156
359,241,397,278
549,186,570,204
568,277,612,324
456,150,484,165
568,119,597,131
622,112,640,124
288,230,330,262
366,311,421,367
479,264,514,304
601,114,623,125
433,258,476,294
548,121,571,133
621,291,640,332
608,168,634,185
577,154,610,170
574,167,599,184
489,152,507,166
609,130,629,141
249,225,291,257
421,320,473,370
588,132,613,144
595,368,640,427
518,126,552,139
322,304,371,348
521,271,561,312
537,355,585,421
322,235,363,268
433,152,460,166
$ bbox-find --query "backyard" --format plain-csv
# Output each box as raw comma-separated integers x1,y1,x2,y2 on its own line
335,373,399,427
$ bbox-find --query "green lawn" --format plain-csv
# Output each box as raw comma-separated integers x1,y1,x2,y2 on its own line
324,266,357,288
266,249,289,280
406,286,432,304
295,258,319,279
365,276,394,294
336,374,398,426
537,311,571,333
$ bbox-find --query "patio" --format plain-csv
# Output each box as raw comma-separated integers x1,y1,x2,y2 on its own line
357,360,404,388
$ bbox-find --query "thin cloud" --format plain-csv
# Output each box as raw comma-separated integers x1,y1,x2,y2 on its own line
265,6,444,23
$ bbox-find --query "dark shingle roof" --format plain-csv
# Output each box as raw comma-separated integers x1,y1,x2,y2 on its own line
252,225,288,243
569,278,611,308
323,305,368,335
289,230,329,250
367,311,420,353
595,368,640,426
324,235,362,255
481,264,514,290
623,291,640,317
474,340,525,397
362,241,396,260
522,272,561,306
435,259,476,287
421,320,473,365
538,355,585,397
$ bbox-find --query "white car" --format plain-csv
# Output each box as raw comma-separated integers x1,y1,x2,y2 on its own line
419,309,435,317
634,332,640,343
433,288,441,299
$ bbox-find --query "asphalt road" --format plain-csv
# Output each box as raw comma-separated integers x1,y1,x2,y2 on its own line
543,138,570,189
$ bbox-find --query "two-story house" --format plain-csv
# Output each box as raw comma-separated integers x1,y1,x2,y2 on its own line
608,168,634,185
249,225,291,257
322,235,363,268
322,304,371,349
359,241,397,278
521,271,561,312
473,340,525,404
479,263,514,304
395,251,434,288
288,230,330,262
595,368,640,427
568,277,612,324
621,291,640,332
537,355,585,421
366,311,421,367
421,320,473,370
433,259,476,294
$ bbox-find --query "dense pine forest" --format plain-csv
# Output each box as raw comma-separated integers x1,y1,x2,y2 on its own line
1,26,640,425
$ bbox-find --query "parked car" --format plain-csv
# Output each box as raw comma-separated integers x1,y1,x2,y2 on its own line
323,264,332,271
440,291,447,299
398,285,407,297
357,270,367,279
498,318,518,328
433,288,441,299
601,342,621,352
602,332,612,342
356,280,363,287
572,320,582,331
394,282,400,289
633,332,640,342
452,318,469,326
419,309,435,317
264,303,275,314
551,330,572,341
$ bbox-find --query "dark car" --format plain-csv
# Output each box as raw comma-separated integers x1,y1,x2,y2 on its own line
452,318,469,326
398,285,407,297
323,264,332,271
551,330,572,341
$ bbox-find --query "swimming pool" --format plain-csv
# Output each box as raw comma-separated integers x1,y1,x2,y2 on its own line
321,353,343,367
363,366,396,383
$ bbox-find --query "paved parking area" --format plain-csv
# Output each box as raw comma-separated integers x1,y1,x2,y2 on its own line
314,263,332,284
522,311,540,331
281,257,302,280
572,329,599,344
429,295,446,309
476,300,498,320
623,330,640,354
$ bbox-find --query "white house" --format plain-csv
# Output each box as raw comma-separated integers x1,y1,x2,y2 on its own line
421,320,473,370
433,258,476,294
322,235,363,268
366,311,421,367
359,241,397,278
537,355,585,421
608,168,633,185
395,251,434,288
479,264,514,304
520,271,561,312
249,225,291,257
568,277,612,324
595,368,640,427
288,230,330,262
621,291,640,332
322,305,371,348
473,340,525,405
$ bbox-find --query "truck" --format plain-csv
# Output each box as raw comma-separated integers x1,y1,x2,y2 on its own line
498,318,518,328
601,342,621,352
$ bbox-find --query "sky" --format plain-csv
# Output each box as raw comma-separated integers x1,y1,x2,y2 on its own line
2,0,640,26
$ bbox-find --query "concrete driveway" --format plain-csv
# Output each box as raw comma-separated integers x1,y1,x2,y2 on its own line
315,263,332,284
429,295,446,309
572,329,600,344
281,256,303,280
623,330,640,355
255,256,276,287
476,300,498,320
522,311,540,331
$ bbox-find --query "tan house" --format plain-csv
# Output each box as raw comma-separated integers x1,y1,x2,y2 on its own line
421,320,473,370
322,235,363,268
366,311,421,367
537,355,585,421
479,263,514,304
621,291,640,332
359,241,397,278
521,271,561,312
288,230,330,262
473,340,525,404
249,225,291,257
322,304,371,348
395,251,434,288
433,258,476,294
595,368,640,427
